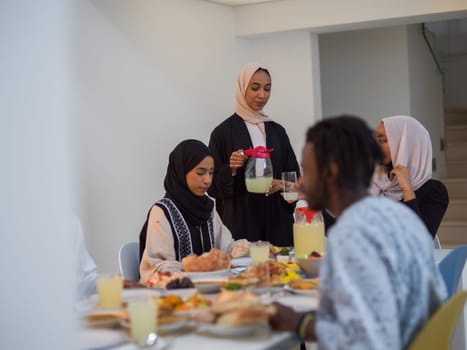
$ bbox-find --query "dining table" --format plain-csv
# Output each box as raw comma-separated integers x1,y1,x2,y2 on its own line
77,258,319,350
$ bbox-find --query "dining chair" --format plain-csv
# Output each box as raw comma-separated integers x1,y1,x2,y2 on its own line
438,245,467,297
433,235,442,249
408,290,467,350
118,241,140,282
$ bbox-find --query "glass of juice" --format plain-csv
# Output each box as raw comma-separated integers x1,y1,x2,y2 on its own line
96,274,123,309
248,241,271,301
127,296,158,343
281,171,298,201
249,241,270,264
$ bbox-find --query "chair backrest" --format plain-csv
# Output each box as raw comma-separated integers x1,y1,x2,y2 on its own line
439,245,467,297
408,291,467,350
433,235,442,249
118,242,140,282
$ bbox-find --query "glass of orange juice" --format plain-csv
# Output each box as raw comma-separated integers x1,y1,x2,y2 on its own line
96,274,123,309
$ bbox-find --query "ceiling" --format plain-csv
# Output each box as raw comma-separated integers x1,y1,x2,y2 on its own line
205,0,466,55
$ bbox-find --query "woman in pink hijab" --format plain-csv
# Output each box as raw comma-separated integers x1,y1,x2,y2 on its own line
208,63,300,247
371,115,449,237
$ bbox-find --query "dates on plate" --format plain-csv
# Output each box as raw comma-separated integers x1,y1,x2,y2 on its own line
166,276,194,289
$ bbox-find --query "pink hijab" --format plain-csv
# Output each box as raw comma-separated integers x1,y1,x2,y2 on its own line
370,115,432,200
235,62,272,124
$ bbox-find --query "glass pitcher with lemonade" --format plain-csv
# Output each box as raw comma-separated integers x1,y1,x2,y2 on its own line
244,146,274,194
293,207,325,259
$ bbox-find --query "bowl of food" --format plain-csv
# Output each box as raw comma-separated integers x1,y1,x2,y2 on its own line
296,252,323,278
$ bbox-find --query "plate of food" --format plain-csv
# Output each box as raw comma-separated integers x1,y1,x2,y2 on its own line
81,309,128,328
119,315,190,334
193,290,274,337
284,278,320,296
183,269,231,281
193,281,222,294
158,317,192,333
182,248,232,278
86,288,162,308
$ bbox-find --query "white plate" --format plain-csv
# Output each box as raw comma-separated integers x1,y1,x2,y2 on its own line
283,285,319,296
78,329,128,350
198,323,269,337
119,318,191,334
183,269,231,281
87,289,162,305
194,282,221,294
274,295,319,313
164,288,197,300
159,319,192,333
231,257,252,267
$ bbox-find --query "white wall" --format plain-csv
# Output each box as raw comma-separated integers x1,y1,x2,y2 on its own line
247,31,322,157
319,24,445,177
76,0,321,272
76,0,242,272
407,24,446,177
0,1,76,348
444,55,467,109
319,25,412,128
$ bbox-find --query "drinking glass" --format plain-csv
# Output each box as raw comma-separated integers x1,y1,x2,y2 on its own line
249,241,271,301
127,296,158,343
281,171,298,201
96,274,123,309
250,241,270,264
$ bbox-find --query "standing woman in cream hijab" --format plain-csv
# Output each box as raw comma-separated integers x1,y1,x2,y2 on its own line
208,63,300,246
371,115,449,237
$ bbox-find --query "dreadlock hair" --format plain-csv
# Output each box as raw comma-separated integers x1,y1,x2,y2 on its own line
306,115,383,190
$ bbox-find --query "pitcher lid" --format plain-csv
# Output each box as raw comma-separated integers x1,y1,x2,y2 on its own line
244,146,274,158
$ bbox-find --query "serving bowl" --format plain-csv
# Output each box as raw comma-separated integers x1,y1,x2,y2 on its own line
296,257,322,278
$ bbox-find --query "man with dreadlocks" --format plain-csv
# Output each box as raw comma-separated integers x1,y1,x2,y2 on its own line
269,115,446,349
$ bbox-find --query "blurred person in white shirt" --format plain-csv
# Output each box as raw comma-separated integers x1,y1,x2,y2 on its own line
72,218,97,300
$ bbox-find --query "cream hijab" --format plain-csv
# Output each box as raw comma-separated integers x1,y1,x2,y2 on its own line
235,62,272,124
370,115,432,200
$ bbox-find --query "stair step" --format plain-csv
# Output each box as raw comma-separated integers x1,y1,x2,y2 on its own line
442,177,467,198
438,220,467,247
446,141,467,161
445,109,467,125
446,161,467,177
445,124,467,142
444,199,467,220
